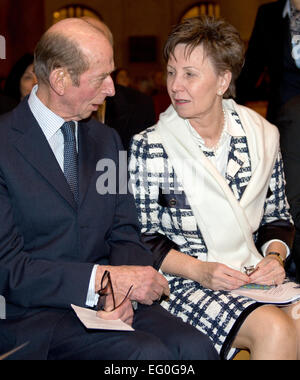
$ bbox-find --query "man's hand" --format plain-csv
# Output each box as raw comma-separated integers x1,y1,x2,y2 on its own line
96,265,170,305
96,298,134,326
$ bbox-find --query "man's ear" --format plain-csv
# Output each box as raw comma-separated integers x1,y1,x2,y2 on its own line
49,69,70,95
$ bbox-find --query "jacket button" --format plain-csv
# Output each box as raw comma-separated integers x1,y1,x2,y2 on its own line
169,199,177,207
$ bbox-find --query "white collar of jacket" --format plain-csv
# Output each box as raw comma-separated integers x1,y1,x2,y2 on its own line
153,99,279,271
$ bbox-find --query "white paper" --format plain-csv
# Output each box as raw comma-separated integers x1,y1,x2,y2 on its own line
71,304,135,331
231,281,300,305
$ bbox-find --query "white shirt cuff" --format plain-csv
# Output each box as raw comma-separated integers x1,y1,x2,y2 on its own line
85,265,99,307
261,239,290,258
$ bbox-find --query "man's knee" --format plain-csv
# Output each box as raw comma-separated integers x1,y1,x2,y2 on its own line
167,323,219,360
126,332,173,360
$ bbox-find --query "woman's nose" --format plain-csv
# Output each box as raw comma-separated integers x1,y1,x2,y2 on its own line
169,75,183,93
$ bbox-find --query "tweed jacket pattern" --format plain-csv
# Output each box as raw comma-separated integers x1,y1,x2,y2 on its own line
129,109,292,264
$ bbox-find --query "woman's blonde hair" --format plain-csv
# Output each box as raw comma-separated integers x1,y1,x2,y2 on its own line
163,16,245,98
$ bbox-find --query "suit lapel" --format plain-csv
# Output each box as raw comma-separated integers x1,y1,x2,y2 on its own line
11,101,77,209
225,136,252,201
226,139,245,182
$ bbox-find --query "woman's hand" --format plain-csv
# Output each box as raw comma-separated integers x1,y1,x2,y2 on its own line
249,256,286,286
197,262,250,291
160,250,250,291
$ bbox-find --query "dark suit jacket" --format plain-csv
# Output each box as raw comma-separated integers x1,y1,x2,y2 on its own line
236,0,300,123
0,98,153,359
105,84,156,151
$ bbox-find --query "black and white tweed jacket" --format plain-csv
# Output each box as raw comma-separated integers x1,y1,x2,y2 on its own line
129,111,293,267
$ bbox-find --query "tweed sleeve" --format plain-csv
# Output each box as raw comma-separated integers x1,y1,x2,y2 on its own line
129,131,177,269
129,131,161,234
257,150,295,249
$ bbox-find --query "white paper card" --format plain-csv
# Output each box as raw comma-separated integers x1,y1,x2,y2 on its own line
71,304,135,331
231,281,300,305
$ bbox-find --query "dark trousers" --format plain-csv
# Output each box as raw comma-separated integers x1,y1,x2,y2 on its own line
47,303,218,360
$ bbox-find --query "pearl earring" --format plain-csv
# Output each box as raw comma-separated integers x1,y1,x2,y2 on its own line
218,91,223,96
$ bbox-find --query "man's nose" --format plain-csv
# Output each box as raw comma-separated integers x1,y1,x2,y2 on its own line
103,75,115,97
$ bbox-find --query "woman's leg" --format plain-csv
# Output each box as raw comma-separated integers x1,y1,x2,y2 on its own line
282,301,300,359
232,305,297,360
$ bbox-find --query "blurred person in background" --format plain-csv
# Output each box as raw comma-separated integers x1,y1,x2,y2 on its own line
236,0,300,123
4,53,37,102
113,68,131,87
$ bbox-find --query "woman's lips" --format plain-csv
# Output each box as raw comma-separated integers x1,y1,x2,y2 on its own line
174,99,190,105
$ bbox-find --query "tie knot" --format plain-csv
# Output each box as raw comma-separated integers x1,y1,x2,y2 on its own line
61,121,76,142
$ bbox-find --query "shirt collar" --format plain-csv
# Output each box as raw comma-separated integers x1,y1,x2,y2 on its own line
28,85,76,141
283,0,291,18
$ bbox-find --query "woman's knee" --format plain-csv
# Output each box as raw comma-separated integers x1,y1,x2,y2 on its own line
265,307,296,346
236,305,297,352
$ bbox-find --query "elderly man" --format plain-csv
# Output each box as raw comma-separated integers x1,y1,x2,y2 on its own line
0,18,217,360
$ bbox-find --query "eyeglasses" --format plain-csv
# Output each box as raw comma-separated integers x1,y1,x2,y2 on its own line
96,270,133,312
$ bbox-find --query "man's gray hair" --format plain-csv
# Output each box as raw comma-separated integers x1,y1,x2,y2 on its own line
34,30,89,87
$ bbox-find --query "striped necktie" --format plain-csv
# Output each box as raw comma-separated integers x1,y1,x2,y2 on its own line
61,121,78,204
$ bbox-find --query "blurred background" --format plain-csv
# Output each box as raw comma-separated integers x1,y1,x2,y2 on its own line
0,0,272,100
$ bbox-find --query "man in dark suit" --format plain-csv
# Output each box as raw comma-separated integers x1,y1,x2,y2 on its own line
105,83,156,151
236,0,300,123
0,18,217,360
275,94,300,281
